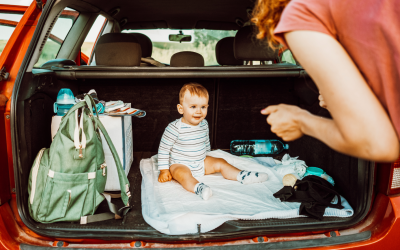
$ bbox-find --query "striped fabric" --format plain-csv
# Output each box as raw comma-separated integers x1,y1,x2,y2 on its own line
158,118,211,170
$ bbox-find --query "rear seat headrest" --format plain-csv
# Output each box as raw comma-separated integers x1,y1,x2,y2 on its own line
216,37,243,66
234,26,278,61
170,51,204,67
130,33,152,58
95,33,142,66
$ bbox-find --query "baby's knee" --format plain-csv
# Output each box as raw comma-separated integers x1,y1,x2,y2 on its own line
214,158,228,171
170,165,190,179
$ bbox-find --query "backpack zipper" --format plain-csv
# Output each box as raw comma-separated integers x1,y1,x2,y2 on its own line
30,148,46,204
101,162,107,176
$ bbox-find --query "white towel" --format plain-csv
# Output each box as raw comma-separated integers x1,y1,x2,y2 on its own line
141,150,354,235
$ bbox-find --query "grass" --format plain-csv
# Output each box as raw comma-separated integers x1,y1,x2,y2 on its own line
34,40,61,67
0,40,8,56
34,41,95,67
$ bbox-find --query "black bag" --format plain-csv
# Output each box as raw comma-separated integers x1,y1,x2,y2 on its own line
273,175,344,220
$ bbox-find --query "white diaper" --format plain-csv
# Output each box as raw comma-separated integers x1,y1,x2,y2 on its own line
172,161,205,178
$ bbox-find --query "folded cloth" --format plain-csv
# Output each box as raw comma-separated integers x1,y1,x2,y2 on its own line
141,150,354,235
273,175,344,220
273,154,308,179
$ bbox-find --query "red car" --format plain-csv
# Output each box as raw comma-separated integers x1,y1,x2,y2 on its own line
0,0,400,249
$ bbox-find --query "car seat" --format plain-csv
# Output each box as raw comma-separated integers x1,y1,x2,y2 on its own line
215,37,243,66
130,33,153,58
94,33,142,66
129,32,165,67
234,25,279,64
170,51,204,67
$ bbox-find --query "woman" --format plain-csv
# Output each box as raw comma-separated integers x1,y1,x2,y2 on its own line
252,0,400,162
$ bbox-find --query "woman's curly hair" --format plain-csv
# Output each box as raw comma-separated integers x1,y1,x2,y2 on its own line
251,0,291,49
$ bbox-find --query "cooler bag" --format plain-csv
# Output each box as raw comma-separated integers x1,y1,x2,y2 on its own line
28,95,131,224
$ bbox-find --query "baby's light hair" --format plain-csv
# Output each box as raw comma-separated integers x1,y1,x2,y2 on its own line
179,83,209,104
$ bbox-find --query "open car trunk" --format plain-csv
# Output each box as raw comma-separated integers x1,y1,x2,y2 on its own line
13,67,373,241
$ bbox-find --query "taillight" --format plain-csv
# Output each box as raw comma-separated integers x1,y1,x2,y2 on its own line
389,160,400,195
377,156,400,196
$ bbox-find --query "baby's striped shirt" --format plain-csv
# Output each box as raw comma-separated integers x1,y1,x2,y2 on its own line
158,118,211,170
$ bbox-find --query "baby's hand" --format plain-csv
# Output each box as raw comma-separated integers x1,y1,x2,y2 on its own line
158,169,172,182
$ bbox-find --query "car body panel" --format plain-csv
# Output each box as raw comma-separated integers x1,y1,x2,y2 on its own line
0,0,399,249
0,194,399,249
0,1,89,204
0,2,44,205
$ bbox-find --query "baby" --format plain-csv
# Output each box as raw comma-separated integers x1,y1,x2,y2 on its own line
157,83,268,200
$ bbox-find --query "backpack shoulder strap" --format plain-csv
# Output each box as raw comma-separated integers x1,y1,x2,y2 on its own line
81,95,131,205
80,95,131,224
95,117,131,205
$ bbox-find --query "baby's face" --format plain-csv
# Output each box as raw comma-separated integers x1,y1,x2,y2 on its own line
178,90,209,126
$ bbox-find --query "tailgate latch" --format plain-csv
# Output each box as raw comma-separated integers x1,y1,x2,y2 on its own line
0,67,9,82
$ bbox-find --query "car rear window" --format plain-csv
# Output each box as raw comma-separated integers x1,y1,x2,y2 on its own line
34,7,79,67
123,29,237,66
81,15,106,62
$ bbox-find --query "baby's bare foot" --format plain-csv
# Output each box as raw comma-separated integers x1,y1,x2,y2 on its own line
237,170,268,184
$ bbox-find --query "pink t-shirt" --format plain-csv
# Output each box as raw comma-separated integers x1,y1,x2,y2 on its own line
274,0,400,138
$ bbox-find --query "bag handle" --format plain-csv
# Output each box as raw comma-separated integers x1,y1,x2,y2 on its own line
73,108,87,153
84,94,99,118
62,101,86,120
84,95,100,131
50,101,86,166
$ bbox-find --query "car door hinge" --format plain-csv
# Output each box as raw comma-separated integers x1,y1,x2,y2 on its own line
36,0,44,9
0,67,9,82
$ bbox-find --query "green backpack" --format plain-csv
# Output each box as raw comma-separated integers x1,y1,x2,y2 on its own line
28,95,131,224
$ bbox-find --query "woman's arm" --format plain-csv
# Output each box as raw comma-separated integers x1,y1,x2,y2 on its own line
262,30,399,162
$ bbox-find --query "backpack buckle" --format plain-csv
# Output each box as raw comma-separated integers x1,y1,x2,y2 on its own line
101,163,107,176
80,216,87,224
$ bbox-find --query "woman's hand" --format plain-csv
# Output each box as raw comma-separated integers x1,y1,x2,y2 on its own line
261,104,310,141
318,92,328,110
158,169,172,182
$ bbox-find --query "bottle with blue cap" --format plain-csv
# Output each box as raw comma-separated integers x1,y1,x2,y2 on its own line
54,88,75,116
230,139,289,156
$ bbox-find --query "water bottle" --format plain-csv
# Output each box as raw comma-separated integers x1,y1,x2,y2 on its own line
53,88,75,116
230,139,289,156
303,166,335,186
94,102,105,114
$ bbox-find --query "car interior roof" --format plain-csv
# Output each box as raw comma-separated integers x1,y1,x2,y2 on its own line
80,0,254,30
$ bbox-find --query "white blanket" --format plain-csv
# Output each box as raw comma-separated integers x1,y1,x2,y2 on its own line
140,150,354,235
